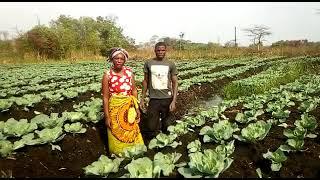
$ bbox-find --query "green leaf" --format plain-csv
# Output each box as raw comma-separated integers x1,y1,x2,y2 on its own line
187,139,201,153
83,155,123,177
177,167,202,178
51,144,62,151
119,144,147,158
153,152,183,176
256,168,263,178
0,140,13,157
64,122,87,134
271,163,282,171
124,157,153,178
239,121,272,142
13,133,35,150
3,118,38,137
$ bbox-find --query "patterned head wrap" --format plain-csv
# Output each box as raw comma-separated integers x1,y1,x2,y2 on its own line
109,47,129,61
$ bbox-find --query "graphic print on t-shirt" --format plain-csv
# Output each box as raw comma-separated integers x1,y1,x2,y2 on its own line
150,65,169,90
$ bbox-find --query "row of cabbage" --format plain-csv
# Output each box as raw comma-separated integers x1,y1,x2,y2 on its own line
0,97,104,157
0,63,105,89
0,57,275,111
0,59,216,90
81,73,320,178
0,57,280,98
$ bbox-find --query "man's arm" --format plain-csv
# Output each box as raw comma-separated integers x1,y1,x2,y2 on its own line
169,74,178,112
140,72,148,110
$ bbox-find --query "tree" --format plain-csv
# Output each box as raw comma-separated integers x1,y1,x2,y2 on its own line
149,35,159,47
50,15,79,57
243,25,272,51
224,40,237,48
0,31,9,40
96,15,135,57
26,25,62,59
179,32,185,50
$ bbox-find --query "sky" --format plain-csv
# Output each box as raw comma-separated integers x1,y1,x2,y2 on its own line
0,2,319,46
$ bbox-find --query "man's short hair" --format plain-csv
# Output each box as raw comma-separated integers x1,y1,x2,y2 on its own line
155,42,167,49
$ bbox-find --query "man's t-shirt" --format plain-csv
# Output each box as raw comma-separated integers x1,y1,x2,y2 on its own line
144,59,178,99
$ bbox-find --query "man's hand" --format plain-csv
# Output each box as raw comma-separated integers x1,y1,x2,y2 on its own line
139,99,145,111
169,101,176,112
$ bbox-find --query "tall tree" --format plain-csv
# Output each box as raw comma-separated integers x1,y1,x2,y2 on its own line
179,32,185,50
243,25,272,51
149,35,159,47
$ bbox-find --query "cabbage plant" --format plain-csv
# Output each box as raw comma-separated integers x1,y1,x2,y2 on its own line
271,109,290,123
13,133,36,150
167,121,190,136
153,152,186,177
64,122,86,134
279,139,305,152
122,157,154,178
2,118,37,137
83,155,123,177
0,140,13,157
178,148,233,178
262,148,287,171
200,120,239,143
31,113,65,129
0,99,12,111
118,144,147,159
148,133,181,149
233,121,271,142
184,115,205,127
294,114,318,131
32,126,65,145
199,108,219,121
62,111,86,122
214,140,235,157
62,90,78,99
14,94,43,107
298,97,320,112
235,109,264,124
187,139,201,153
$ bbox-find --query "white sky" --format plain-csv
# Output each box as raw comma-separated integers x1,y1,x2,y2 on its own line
0,2,319,46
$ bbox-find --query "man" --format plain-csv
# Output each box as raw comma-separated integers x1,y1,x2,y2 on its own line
140,42,178,139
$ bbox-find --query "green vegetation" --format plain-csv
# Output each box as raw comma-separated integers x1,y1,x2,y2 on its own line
223,57,319,99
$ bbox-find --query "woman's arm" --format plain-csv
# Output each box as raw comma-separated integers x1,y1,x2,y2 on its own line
101,72,111,128
132,73,138,99
131,73,141,122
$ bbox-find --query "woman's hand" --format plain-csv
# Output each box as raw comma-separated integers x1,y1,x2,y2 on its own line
105,118,111,129
136,108,141,123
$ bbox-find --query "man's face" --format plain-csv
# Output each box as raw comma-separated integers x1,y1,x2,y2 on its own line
155,45,166,60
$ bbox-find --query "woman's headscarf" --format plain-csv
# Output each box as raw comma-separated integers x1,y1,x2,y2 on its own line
109,48,129,61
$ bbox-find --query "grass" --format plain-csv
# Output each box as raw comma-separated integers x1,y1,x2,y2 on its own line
223,60,313,100
1,46,319,65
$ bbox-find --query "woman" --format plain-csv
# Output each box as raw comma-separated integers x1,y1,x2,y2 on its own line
101,47,144,156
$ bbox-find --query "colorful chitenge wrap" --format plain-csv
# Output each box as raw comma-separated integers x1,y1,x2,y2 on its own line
107,94,144,155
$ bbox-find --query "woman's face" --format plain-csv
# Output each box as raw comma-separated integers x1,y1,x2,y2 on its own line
112,53,126,70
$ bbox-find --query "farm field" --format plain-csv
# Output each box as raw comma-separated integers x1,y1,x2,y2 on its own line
1,56,320,178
